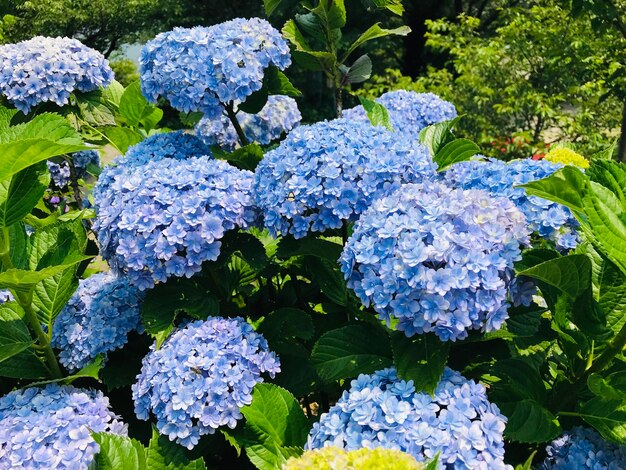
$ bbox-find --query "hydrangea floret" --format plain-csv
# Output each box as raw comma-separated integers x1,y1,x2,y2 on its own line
0,384,126,469
132,317,280,449
253,118,436,238
48,150,100,188
196,95,301,150
444,158,579,250
52,272,145,372
541,426,626,469
0,37,113,113
343,91,457,140
307,368,511,469
93,150,256,289
284,447,423,469
544,147,590,169
140,18,291,117
341,182,529,341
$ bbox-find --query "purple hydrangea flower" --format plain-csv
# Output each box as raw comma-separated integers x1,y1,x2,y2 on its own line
0,384,126,469
47,150,100,188
195,95,301,151
132,317,280,449
341,182,530,341
93,134,255,289
0,37,113,113
344,91,457,140
52,272,145,372
541,426,626,469
307,368,511,469
252,118,437,238
444,158,579,251
140,18,291,117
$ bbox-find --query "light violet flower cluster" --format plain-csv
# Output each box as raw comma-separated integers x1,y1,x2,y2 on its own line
444,158,579,250
541,427,626,469
0,384,126,469
343,91,457,140
341,182,530,341
140,18,291,118
132,317,280,449
195,95,301,151
47,150,100,189
52,272,145,372
253,118,436,238
0,37,113,113
307,368,511,470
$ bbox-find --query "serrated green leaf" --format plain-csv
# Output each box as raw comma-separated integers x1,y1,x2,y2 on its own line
391,331,449,395
0,162,50,227
0,106,17,130
102,80,125,108
520,166,588,217
310,0,346,30
588,372,626,400
578,396,626,445
276,236,343,262
358,96,391,130
146,427,207,469
92,433,147,470
74,89,117,127
119,81,160,128
306,257,347,305
28,219,86,270
282,20,336,72
434,138,480,171
103,126,144,153
258,308,315,341
500,399,561,443
517,254,591,298
587,160,626,205
311,323,393,381
419,116,463,157
342,23,411,62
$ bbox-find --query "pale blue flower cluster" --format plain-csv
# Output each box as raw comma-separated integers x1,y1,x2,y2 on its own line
341,182,529,341
195,95,301,151
132,317,280,449
343,91,457,140
94,151,256,289
253,119,437,238
0,290,13,303
0,384,126,469
541,427,626,469
47,150,100,188
444,158,579,250
307,368,511,469
140,18,291,117
52,272,145,372
0,37,113,113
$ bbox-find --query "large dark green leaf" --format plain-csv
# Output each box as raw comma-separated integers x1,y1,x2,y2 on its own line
342,23,410,61
0,162,50,227
119,81,162,129
306,257,347,306
391,331,449,395
276,236,343,262
311,323,393,381
579,396,626,445
517,254,591,298
74,89,117,127
258,308,314,341
146,428,206,469
500,399,561,443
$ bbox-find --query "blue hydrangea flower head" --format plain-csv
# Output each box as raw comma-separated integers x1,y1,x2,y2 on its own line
344,91,457,140
140,18,291,117
195,95,301,151
52,272,145,372
0,37,113,113
0,384,126,469
132,317,280,449
444,158,579,250
307,368,511,469
0,290,14,303
47,150,100,188
253,118,437,238
94,153,257,289
341,182,530,341
541,426,626,469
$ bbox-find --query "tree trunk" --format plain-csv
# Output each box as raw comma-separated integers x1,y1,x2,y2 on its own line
618,101,626,162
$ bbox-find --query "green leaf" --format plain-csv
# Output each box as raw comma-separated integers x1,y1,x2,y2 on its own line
361,0,403,14
0,161,50,227
591,139,618,161
276,236,343,262
434,138,480,172
424,455,439,470
419,116,463,157
74,89,117,127
258,308,314,341
282,20,336,72
92,433,147,470
310,0,346,30
515,451,537,470
520,166,588,217
102,80,125,108
215,143,264,171
311,323,393,381
345,54,372,84
146,427,206,469
264,67,302,98
579,396,626,445
1,223,28,270
500,399,561,443
343,24,411,62
103,126,144,153
28,219,87,270
358,96,392,130
587,160,626,204
0,113,87,181
588,372,626,400
238,88,269,114
241,384,308,470
119,81,162,129
517,254,591,298
0,302,33,363
0,106,17,130
306,257,347,305
391,331,449,395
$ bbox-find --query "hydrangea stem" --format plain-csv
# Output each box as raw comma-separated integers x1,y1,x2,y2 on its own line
225,103,249,147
